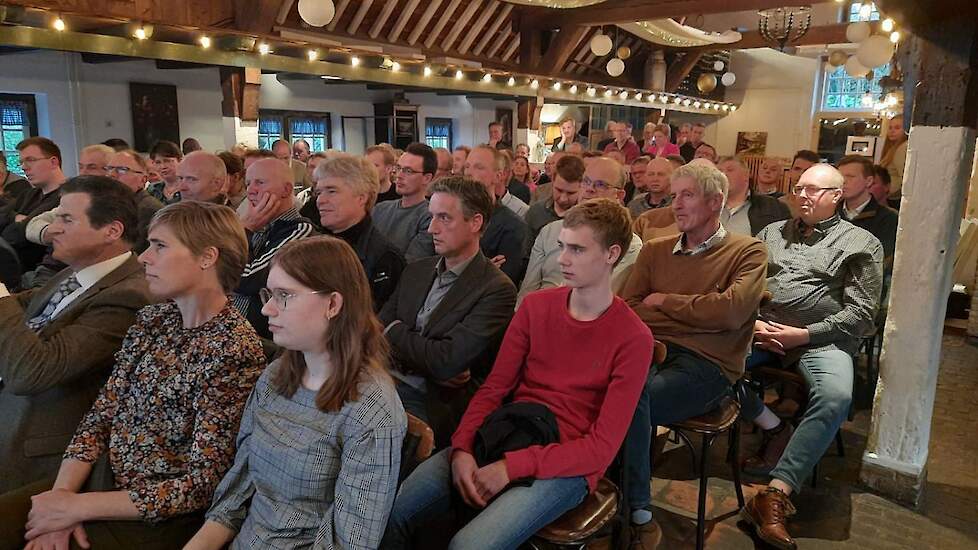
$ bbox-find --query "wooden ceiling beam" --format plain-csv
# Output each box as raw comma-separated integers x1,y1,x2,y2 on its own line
326,0,352,32
233,0,282,35
424,0,464,49
536,24,590,74
347,0,374,36
388,0,422,43
486,29,512,59
407,0,445,45
368,0,400,39
472,3,513,56
442,0,484,52
665,51,702,92
521,0,803,28
502,33,521,62
275,0,296,24
457,1,498,55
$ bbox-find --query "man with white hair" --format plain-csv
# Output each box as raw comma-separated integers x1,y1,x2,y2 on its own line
231,158,316,338
175,151,228,204
75,144,113,177
620,162,769,546
740,164,883,550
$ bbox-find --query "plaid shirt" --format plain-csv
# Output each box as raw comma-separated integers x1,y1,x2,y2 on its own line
757,215,883,356
207,361,406,549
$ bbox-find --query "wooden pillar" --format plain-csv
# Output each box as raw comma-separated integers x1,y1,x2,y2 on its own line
220,66,262,149
861,14,978,507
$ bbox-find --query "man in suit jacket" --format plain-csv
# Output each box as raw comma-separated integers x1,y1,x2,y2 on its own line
0,176,152,493
380,176,516,445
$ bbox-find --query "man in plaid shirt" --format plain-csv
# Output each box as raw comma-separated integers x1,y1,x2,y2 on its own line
740,164,883,550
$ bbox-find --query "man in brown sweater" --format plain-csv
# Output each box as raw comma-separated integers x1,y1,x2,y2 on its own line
621,163,768,546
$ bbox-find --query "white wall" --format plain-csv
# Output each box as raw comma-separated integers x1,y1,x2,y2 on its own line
706,48,819,159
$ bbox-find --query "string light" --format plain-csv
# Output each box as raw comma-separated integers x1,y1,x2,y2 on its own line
507,76,516,86
483,73,493,82
587,87,596,97
682,99,692,106
693,101,702,108
455,70,464,80
53,17,66,31
569,84,578,93
604,89,613,98
134,27,148,40
307,49,318,61
530,79,539,89
730,105,738,112
199,36,211,49
635,92,642,100
423,65,432,77
881,18,894,32
722,105,730,111
351,56,360,66
673,97,683,104
553,82,561,91
391,61,401,71
619,91,628,99
890,31,901,43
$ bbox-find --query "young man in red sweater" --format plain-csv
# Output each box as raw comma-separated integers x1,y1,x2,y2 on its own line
382,198,653,550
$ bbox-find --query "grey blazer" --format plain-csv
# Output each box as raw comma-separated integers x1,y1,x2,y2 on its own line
379,252,516,444
0,255,152,493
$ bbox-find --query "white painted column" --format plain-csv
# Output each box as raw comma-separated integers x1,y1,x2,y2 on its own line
861,125,977,504
222,117,259,150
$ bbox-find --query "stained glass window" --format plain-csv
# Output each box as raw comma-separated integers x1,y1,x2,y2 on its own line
425,118,452,150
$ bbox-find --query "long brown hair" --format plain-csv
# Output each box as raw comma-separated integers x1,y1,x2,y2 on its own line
269,236,389,411
879,115,908,167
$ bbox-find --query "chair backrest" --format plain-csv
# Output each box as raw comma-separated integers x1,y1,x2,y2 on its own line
652,340,667,366
399,412,435,484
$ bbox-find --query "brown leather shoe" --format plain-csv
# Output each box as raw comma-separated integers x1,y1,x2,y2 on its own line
629,519,662,549
743,422,794,476
741,487,797,550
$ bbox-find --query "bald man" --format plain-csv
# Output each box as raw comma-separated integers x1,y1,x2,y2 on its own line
740,164,883,549
231,158,317,339
175,151,228,204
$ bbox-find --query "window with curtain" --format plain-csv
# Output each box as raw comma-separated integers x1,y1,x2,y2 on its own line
820,2,887,111
1,94,38,175
424,118,452,150
258,110,331,151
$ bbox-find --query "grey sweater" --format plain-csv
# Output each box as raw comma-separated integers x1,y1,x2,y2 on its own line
372,199,436,262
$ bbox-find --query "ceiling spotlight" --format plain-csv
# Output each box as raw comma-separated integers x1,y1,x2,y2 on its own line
483,73,493,83
199,36,211,49
673,96,683,104
713,103,720,110
693,101,702,108
587,87,596,97
455,70,464,80
391,61,401,71
530,79,539,89
307,49,318,61
604,89,613,98
682,99,692,106
648,94,656,102
722,104,730,111
351,56,360,66
730,105,738,111
507,76,516,86
134,26,148,40
570,84,578,93
635,92,642,100
423,65,432,77
881,18,894,33
553,82,561,90
53,17,66,32
619,91,628,99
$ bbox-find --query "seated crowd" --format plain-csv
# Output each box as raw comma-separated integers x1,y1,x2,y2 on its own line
0,119,898,550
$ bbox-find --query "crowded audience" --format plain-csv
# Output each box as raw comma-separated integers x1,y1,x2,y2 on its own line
0,112,902,550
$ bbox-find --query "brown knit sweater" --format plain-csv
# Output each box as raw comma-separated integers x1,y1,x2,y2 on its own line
622,232,768,382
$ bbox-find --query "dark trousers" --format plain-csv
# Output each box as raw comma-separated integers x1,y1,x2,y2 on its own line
624,343,733,511
0,478,202,550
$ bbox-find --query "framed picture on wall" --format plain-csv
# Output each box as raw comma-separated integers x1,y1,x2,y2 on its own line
735,131,768,156
495,107,514,146
129,82,180,152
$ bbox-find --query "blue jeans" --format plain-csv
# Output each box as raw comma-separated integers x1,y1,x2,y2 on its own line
382,448,588,550
768,349,853,493
624,344,732,511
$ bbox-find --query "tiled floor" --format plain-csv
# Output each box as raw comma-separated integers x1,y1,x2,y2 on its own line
646,334,978,549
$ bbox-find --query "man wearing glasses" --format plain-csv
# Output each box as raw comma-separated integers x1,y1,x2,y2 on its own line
75,144,113,177
373,143,437,262
519,156,643,306
740,164,883,550
0,138,68,275
621,163,768,547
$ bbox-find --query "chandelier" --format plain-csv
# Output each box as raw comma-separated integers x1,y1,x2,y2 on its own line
758,6,812,51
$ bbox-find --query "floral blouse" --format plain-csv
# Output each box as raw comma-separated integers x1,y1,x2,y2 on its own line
63,301,265,522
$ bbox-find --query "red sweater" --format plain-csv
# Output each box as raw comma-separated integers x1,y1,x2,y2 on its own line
451,286,653,491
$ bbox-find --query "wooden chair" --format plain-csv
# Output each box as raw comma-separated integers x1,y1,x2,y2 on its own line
398,413,435,484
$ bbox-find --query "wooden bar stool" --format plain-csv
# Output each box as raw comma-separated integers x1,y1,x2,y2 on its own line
662,396,745,550
528,477,621,549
